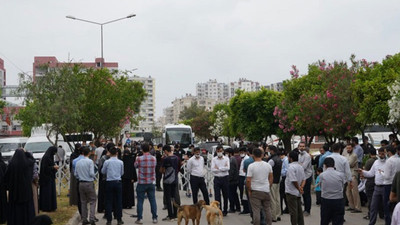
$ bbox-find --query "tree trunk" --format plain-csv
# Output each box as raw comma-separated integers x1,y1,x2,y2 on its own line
282,136,292,152
306,135,314,147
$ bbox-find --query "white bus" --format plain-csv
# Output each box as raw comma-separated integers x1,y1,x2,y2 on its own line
162,124,194,149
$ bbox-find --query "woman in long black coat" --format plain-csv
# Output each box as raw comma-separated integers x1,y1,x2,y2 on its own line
0,152,7,223
39,146,58,212
97,149,109,213
122,149,137,209
4,148,35,225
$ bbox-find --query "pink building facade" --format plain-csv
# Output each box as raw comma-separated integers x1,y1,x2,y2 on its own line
33,56,118,80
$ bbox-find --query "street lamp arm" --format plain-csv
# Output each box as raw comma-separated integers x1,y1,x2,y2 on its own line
66,16,102,25
102,14,136,25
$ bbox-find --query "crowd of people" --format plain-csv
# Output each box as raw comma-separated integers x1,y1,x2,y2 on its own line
3,134,400,225
0,146,57,225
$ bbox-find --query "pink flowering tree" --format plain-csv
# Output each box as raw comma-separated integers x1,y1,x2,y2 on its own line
276,59,360,145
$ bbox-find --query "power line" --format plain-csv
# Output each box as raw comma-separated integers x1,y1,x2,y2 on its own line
0,51,29,75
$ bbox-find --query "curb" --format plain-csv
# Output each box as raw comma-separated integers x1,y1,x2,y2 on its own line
65,211,79,225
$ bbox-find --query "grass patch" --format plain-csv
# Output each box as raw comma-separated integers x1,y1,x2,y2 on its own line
40,187,77,225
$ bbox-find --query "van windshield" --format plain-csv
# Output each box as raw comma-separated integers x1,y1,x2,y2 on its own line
24,142,53,153
0,143,20,152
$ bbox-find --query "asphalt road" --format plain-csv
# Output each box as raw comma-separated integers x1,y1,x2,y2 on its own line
87,189,385,225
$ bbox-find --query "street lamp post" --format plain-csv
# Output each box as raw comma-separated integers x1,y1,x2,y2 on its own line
66,13,136,68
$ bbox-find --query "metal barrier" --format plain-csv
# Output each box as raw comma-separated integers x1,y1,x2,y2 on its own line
55,155,216,198
55,162,99,196
178,153,215,198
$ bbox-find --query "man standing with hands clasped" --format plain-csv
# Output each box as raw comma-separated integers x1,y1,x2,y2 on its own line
285,151,306,225
187,147,210,205
211,145,230,216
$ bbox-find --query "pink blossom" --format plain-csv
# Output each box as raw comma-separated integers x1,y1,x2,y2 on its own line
107,78,116,86
333,104,338,108
326,90,333,98
314,95,318,100
279,124,284,129
273,106,278,116
347,126,351,130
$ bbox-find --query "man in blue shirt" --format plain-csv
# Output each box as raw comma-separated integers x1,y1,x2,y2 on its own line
102,146,124,225
75,147,96,225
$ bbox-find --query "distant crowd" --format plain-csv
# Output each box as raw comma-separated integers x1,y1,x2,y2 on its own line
2,134,400,225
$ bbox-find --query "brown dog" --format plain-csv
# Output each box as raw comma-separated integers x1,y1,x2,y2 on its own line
203,201,223,225
173,200,206,225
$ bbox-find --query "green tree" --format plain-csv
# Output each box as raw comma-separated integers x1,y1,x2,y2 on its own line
18,65,85,143
179,102,205,120
230,89,281,141
353,54,400,135
17,64,146,144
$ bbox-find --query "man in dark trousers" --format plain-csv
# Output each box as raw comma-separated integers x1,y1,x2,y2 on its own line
227,148,240,213
186,147,210,204
101,147,124,225
319,158,346,225
211,145,230,216
267,145,282,222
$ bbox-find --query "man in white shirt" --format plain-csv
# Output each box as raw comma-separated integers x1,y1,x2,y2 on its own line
239,147,250,214
285,151,306,225
247,148,273,225
298,142,312,216
382,146,399,225
359,147,387,225
186,147,210,205
211,145,230,216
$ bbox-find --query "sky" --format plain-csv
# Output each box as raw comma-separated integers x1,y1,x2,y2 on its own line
1,0,400,118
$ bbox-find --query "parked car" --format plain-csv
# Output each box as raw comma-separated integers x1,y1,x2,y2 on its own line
198,141,221,154
0,137,28,164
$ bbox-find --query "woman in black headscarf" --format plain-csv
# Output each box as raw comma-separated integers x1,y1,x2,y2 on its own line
4,148,35,225
39,146,59,212
69,143,81,207
0,152,7,223
122,149,137,209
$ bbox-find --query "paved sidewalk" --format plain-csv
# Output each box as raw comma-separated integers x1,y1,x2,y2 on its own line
89,190,385,225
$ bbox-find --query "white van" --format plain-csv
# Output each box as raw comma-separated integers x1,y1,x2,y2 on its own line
0,137,29,163
24,126,72,162
24,135,72,162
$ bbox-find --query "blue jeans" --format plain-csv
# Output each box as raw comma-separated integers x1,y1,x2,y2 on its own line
105,181,122,222
136,183,157,220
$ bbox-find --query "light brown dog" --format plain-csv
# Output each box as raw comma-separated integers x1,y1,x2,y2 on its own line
173,200,206,225
203,201,223,225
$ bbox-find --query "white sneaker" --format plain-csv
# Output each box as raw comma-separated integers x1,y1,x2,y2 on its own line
153,218,158,224
135,219,143,224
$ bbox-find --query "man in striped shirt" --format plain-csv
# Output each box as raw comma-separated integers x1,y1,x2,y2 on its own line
134,142,158,224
